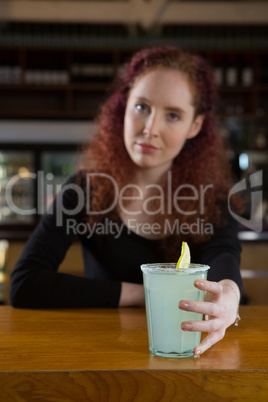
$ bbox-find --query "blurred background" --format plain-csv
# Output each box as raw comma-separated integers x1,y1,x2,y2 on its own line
0,0,267,305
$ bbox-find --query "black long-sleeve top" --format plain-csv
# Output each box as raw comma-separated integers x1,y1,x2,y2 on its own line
10,175,242,308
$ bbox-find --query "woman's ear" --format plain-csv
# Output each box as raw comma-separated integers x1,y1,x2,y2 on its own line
187,114,205,139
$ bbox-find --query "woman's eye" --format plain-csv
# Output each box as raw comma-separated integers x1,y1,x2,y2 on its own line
136,103,148,112
168,112,180,121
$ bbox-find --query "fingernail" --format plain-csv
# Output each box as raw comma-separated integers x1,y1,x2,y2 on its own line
179,302,190,310
195,281,204,287
181,322,193,330
194,349,201,355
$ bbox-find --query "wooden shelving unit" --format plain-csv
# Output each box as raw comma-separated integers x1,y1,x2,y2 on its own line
0,46,267,123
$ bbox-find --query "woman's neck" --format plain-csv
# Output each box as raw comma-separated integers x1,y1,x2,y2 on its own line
131,164,171,190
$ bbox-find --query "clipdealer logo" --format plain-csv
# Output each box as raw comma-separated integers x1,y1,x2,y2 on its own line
4,170,264,234
228,170,263,233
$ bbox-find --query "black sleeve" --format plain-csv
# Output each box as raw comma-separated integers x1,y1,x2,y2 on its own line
200,214,243,297
9,175,121,308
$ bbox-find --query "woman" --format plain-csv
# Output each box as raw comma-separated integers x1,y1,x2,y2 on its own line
10,46,242,356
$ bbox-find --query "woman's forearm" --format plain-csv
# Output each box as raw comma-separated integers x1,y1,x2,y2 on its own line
119,282,145,307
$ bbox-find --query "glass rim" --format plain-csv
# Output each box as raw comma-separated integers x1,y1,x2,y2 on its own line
140,262,210,274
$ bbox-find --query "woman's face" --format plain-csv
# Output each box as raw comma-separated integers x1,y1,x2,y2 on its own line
123,68,204,173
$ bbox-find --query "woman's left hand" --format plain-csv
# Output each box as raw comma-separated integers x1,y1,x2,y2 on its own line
178,279,240,356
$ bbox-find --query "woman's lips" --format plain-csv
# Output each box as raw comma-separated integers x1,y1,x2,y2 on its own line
136,142,160,153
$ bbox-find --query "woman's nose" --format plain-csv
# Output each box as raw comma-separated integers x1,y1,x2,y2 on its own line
143,113,160,137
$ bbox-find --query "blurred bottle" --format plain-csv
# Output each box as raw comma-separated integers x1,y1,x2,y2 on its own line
241,54,254,87
225,53,238,86
213,54,224,86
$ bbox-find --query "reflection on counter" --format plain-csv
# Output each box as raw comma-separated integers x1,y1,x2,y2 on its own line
0,149,80,225
41,151,81,212
0,240,9,305
0,151,35,223
219,116,268,230
238,231,268,241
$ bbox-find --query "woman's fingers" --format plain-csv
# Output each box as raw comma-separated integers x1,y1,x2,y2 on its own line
181,318,222,333
178,280,230,355
194,279,223,302
179,279,228,355
193,329,226,356
179,299,224,317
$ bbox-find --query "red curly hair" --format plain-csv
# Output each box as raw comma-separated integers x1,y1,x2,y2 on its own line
78,46,241,258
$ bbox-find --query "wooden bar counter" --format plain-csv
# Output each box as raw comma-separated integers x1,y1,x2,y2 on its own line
0,306,267,401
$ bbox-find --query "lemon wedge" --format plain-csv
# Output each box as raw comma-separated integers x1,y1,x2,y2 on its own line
176,241,191,269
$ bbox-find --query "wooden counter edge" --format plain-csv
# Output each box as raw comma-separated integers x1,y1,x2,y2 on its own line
1,369,267,402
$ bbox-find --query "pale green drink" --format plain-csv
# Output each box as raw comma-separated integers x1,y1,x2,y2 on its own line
141,263,210,358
